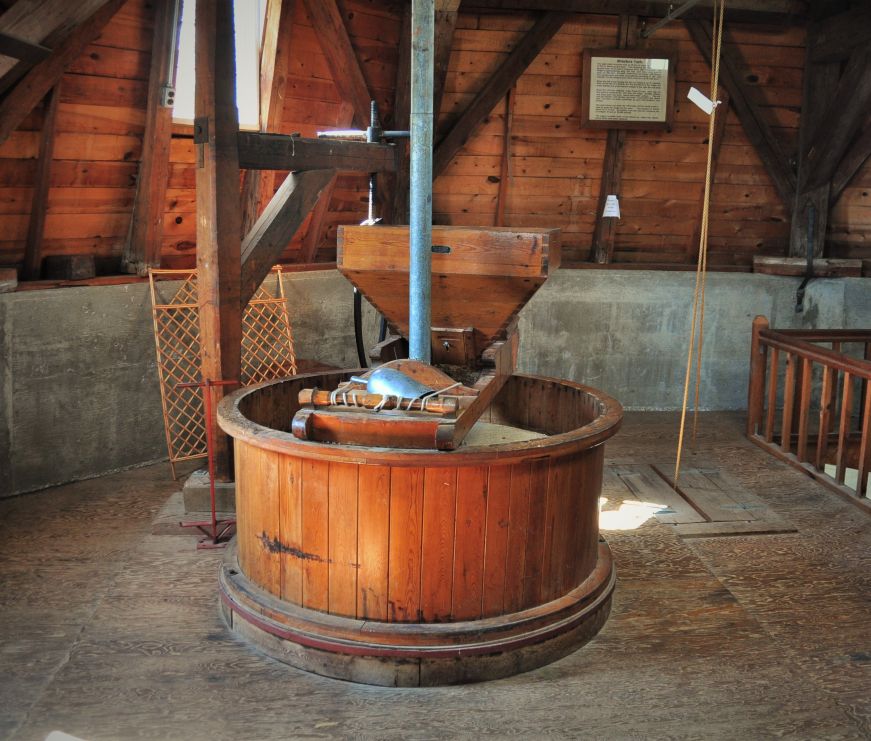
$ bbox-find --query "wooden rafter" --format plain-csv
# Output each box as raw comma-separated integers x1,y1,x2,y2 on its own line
433,11,569,178
0,32,51,64
195,0,244,479
0,0,126,145
240,170,335,305
22,83,60,280
433,0,460,129
803,47,871,192
831,126,871,205
122,0,182,275
810,5,871,63
464,0,805,24
0,0,119,79
686,20,795,207
297,0,373,262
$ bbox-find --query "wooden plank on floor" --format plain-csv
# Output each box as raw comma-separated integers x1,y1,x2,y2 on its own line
611,464,706,524
653,463,793,529
673,520,797,538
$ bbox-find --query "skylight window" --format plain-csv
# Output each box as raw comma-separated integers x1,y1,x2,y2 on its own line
172,0,267,130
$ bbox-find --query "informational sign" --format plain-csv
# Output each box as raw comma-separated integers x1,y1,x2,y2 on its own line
581,49,676,130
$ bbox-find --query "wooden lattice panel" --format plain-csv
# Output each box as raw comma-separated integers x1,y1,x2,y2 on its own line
149,268,297,477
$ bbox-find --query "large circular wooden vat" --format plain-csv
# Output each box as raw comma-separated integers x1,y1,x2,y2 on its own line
217,370,622,686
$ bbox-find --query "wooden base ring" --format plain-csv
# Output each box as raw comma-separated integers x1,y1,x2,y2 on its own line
219,541,615,687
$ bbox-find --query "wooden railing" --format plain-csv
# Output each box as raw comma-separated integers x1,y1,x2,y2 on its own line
747,316,871,512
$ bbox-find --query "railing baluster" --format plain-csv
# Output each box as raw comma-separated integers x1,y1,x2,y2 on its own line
857,384,871,498
781,353,796,453
836,372,853,485
747,316,768,436
797,358,812,462
765,346,779,442
816,365,834,470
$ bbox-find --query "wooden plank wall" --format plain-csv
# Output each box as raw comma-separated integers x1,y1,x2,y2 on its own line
435,12,810,267
1,1,871,272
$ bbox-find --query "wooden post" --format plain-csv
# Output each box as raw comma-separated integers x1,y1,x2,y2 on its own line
389,4,411,225
746,315,768,437
494,86,516,227
195,0,243,480
240,0,295,236
123,0,182,275
591,15,635,264
22,83,60,280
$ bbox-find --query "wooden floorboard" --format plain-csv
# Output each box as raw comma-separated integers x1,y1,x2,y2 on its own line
0,411,868,739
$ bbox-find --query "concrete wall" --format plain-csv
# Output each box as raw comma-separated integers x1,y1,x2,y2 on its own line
0,271,375,498
1,268,868,497
517,270,871,411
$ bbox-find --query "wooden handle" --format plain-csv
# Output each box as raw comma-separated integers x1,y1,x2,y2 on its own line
298,388,458,416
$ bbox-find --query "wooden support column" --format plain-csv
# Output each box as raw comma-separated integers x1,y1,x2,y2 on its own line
433,11,569,178
22,83,60,280
122,0,182,275
195,0,243,480
687,89,729,262
591,15,635,264
494,85,516,227
240,0,295,236
0,0,126,145
686,20,795,208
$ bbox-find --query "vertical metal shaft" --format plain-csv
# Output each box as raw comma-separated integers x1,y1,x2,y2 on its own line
409,0,434,363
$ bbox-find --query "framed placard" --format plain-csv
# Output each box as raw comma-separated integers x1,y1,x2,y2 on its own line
581,49,676,130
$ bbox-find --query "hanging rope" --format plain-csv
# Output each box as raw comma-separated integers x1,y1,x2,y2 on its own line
674,0,726,486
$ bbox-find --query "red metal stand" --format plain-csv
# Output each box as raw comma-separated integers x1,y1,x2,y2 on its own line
178,378,238,549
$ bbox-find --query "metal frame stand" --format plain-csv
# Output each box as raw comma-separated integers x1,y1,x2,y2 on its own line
178,378,238,549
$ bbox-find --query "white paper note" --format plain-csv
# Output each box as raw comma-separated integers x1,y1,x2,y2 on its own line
687,86,715,115
603,194,620,218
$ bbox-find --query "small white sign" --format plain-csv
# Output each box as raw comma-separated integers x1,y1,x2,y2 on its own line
603,194,620,218
687,86,715,115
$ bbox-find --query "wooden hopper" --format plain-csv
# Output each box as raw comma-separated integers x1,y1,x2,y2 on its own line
337,225,560,364
292,225,560,450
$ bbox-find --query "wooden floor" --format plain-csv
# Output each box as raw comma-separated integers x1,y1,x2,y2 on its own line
1,412,869,740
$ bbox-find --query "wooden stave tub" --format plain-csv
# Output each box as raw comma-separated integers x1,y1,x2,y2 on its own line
217,370,622,686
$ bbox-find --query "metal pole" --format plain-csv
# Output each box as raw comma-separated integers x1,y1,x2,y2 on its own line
409,0,434,363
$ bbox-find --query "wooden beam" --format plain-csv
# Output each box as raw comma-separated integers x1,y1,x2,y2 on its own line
122,0,182,275
433,5,459,130
433,11,569,178
237,132,398,172
0,0,126,145
688,89,730,262
686,20,795,207
789,24,839,258
464,0,805,23
592,15,635,264
195,0,244,480
810,6,871,63
302,0,370,128
0,32,51,64
241,169,335,304
831,126,871,204
240,0,295,237
388,4,411,225
804,47,871,191
22,83,60,280
0,0,118,80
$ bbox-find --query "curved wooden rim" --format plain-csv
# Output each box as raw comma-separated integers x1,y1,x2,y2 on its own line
220,542,615,659
217,370,623,466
